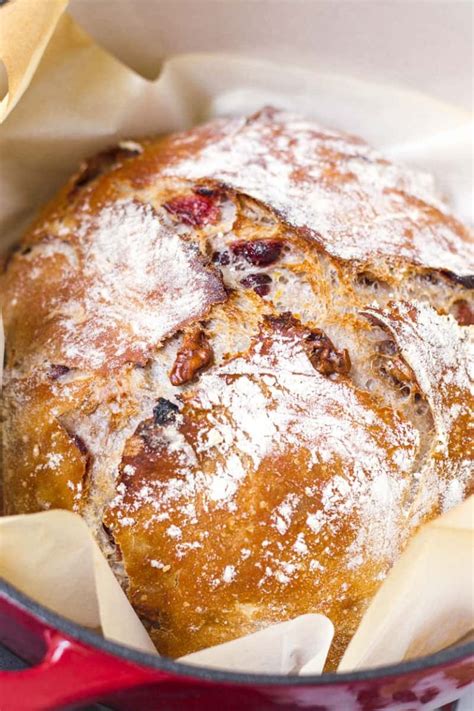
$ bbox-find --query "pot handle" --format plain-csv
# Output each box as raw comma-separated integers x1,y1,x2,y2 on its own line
0,587,163,711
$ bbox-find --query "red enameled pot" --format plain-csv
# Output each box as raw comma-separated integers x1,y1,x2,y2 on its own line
0,579,472,711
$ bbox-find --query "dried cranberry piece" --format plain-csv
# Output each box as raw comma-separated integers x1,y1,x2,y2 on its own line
240,273,272,297
153,398,179,425
212,250,231,266
49,364,70,380
163,193,220,227
230,240,283,267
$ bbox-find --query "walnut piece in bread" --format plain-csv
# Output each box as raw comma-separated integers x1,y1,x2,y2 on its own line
1,108,472,668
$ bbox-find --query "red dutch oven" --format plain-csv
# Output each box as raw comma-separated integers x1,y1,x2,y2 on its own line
0,579,472,711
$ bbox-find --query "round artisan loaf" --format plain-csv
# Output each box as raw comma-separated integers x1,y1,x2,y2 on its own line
1,108,473,668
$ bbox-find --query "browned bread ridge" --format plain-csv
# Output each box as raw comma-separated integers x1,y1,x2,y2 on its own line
2,108,473,667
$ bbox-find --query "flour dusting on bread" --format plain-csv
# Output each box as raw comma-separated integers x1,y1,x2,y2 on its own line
162,108,473,278
1,109,472,666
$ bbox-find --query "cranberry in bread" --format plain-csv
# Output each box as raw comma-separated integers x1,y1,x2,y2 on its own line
1,108,473,667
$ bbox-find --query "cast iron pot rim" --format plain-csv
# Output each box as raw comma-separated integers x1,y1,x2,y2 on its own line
2,578,473,687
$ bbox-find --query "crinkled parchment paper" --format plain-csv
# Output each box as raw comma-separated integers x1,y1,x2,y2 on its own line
0,501,472,673
0,0,472,675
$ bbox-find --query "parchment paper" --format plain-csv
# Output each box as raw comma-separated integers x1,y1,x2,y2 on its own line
0,510,156,652
0,0,472,675
0,501,472,674
339,498,474,670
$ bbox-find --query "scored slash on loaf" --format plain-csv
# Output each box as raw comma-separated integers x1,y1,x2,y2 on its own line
1,108,472,668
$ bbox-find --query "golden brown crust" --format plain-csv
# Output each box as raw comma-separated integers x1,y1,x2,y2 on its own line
363,301,474,519
104,316,419,658
150,107,474,281
1,109,473,666
2,375,90,514
2,200,226,375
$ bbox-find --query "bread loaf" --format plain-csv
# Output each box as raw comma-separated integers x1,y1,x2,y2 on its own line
2,108,473,667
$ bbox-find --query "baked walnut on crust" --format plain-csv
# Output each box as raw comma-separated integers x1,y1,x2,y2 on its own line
1,108,473,668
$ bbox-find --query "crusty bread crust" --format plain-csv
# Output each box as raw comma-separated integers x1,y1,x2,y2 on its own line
1,109,473,667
